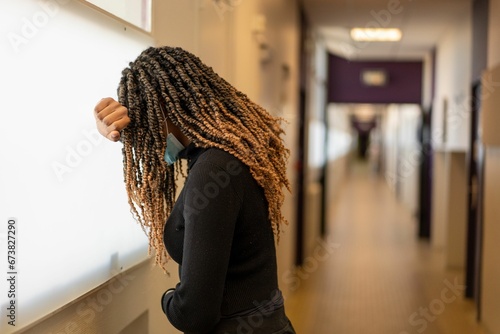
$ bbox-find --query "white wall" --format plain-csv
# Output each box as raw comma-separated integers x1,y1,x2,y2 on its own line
430,5,471,269
396,105,421,214
382,104,421,214
325,104,354,206
382,105,400,189
432,9,471,151
0,1,156,332
422,51,434,111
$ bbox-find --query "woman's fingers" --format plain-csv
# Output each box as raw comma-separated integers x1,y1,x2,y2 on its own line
107,116,131,141
94,97,130,142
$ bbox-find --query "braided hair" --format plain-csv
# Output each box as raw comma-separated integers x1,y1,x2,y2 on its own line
117,46,290,271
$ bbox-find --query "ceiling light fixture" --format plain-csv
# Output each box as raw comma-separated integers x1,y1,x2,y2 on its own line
350,28,402,42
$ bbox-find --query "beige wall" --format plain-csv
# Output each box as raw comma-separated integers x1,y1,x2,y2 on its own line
481,147,500,333
444,152,467,270
152,0,198,54
431,151,449,250
488,0,500,68
231,0,302,295
431,150,468,271
260,2,301,294
197,1,233,81
17,1,301,333
481,2,500,332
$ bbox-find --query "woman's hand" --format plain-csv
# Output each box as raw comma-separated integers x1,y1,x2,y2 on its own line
94,97,130,142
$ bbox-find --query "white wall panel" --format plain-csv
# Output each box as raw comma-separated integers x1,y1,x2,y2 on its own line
0,1,154,331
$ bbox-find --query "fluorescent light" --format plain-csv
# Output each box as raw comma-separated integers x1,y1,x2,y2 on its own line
350,28,402,42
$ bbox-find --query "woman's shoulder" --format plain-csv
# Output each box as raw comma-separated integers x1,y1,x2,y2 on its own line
196,147,246,175
185,147,248,202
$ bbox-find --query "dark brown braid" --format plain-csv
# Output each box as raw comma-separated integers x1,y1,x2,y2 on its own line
117,46,290,271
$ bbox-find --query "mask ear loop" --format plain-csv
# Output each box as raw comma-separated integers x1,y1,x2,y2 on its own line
160,104,173,171
159,104,170,138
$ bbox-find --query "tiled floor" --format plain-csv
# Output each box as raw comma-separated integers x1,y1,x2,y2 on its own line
285,161,488,334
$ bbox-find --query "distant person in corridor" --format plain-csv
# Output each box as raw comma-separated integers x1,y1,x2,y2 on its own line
93,46,296,334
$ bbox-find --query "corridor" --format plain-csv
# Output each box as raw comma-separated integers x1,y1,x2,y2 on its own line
285,161,486,334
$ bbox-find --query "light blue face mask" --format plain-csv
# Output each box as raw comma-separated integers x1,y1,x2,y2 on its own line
164,133,185,166
161,105,185,165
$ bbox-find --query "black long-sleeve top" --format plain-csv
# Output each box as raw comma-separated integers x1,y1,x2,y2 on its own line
162,144,282,333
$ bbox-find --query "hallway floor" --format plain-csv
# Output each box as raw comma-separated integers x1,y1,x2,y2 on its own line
285,162,487,334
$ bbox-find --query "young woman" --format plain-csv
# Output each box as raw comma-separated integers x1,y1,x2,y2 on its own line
93,46,296,334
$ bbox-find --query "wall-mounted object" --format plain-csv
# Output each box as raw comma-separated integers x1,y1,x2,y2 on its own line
481,63,500,146
252,14,271,63
443,97,448,144
81,0,152,33
360,69,388,86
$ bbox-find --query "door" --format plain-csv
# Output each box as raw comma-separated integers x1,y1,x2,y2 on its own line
418,107,432,239
465,82,485,320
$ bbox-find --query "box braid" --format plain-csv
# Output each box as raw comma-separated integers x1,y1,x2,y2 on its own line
117,46,290,271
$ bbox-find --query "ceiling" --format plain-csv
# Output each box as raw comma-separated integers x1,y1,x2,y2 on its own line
302,0,471,60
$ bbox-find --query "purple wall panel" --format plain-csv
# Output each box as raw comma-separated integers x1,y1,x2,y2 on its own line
328,54,423,104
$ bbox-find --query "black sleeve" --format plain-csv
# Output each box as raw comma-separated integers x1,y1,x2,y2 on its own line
162,160,243,332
